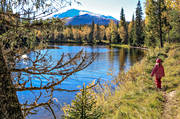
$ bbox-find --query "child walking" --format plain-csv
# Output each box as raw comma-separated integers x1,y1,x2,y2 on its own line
151,58,165,89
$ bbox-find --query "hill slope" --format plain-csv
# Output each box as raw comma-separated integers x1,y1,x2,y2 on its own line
53,9,118,25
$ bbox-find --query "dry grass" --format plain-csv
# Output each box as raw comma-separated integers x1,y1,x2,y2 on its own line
93,43,180,119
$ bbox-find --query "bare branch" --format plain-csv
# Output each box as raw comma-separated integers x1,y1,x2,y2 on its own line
20,79,100,117
17,78,100,92
47,103,57,119
13,50,96,91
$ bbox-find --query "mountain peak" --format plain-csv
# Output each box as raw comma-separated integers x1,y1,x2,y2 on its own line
53,9,118,25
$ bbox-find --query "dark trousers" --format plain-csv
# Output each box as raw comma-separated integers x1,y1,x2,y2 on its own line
155,77,161,89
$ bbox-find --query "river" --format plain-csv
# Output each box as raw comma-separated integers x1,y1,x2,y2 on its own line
16,43,144,119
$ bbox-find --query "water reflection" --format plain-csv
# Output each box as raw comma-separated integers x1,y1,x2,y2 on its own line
16,43,144,119
106,46,143,75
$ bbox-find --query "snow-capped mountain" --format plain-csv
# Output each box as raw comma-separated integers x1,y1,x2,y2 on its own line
53,9,118,25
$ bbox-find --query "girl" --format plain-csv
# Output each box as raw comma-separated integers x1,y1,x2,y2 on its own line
151,58,165,89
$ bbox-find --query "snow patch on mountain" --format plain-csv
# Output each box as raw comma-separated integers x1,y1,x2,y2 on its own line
51,9,118,25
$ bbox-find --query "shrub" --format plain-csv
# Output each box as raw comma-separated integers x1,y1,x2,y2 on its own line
63,84,103,119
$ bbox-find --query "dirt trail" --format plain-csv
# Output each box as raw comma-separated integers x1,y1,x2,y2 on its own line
162,91,178,119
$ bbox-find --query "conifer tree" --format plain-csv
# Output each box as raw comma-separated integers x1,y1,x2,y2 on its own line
119,8,128,44
145,0,167,47
128,14,135,45
96,24,101,44
109,20,118,43
105,27,111,43
99,25,106,43
89,21,95,44
63,84,102,119
134,0,144,46
120,8,125,23
93,24,99,44
164,0,180,43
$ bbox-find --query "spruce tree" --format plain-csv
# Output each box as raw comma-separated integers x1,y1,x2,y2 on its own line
165,3,180,43
64,84,102,119
135,0,144,46
96,24,101,44
120,8,125,23
89,21,95,44
93,24,99,44
128,14,135,45
119,8,128,44
145,0,167,47
109,20,118,44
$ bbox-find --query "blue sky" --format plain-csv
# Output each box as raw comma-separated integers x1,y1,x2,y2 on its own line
59,0,146,21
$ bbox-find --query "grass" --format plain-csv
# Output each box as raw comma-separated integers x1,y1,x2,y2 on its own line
110,44,130,48
93,43,180,119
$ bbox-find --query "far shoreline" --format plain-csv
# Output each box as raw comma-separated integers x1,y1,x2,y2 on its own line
47,40,148,50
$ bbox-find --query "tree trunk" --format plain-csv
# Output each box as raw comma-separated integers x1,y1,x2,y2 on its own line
158,0,163,48
0,46,24,119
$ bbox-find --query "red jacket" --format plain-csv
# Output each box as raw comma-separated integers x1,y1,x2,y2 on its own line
151,64,165,78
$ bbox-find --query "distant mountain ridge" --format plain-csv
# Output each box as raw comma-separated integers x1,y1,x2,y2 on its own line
53,9,119,25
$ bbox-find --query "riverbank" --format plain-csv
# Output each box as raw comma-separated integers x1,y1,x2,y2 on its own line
94,43,180,119
110,44,148,50
48,40,148,50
